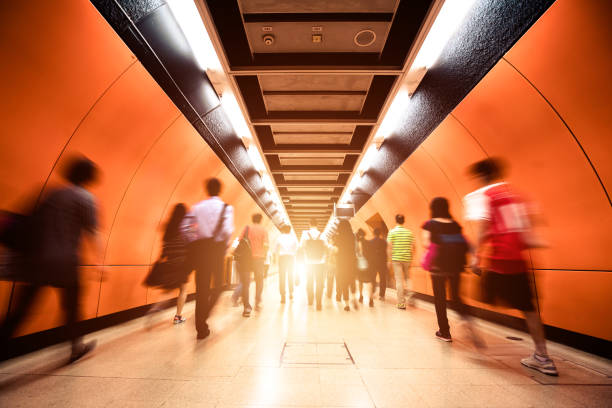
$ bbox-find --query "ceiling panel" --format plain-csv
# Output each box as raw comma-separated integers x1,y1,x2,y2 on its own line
284,174,339,180
265,94,365,111
286,187,335,192
271,124,355,133
239,0,399,14
259,74,371,91
273,132,353,144
245,22,389,53
279,156,345,165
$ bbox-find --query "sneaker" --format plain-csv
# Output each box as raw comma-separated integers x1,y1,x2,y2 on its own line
316,304,322,311
344,305,350,311
173,315,186,324
254,303,262,312
69,340,97,363
197,328,211,340
243,306,252,317
435,331,452,342
379,295,385,301
521,353,559,376
369,299,374,308
397,303,406,310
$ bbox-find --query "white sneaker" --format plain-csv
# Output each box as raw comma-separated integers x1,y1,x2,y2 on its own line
521,353,558,376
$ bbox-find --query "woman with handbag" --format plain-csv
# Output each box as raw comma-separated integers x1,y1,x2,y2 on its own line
421,197,480,344
145,203,191,324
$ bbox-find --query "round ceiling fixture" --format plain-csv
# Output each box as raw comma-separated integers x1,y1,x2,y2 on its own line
354,30,376,47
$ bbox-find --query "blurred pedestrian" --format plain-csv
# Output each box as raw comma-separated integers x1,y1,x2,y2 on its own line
421,197,480,344
0,156,101,362
333,219,358,311
464,158,556,375
275,224,298,304
300,219,326,310
387,214,415,309
181,178,233,340
367,228,388,303
355,228,370,305
238,214,268,312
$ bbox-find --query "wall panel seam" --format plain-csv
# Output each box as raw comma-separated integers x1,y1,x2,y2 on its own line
501,57,611,207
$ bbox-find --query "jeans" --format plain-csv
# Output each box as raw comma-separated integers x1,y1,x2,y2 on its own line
392,261,412,304
431,272,469,336
306,263,325,305
278,255,294,297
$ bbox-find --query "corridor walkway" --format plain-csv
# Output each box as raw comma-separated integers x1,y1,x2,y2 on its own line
0,276,610,407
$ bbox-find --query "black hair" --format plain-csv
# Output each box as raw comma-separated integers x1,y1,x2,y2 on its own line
65,157,98,186
356,228,366,239
252,213,263,224
336,219,354,241
163,203,187,241
395,214,405,224
430,197,452,219
469,157,505,183
206,178,222,196
373,228,381,236
280,224,291,234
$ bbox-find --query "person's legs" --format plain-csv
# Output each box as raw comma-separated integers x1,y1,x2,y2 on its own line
326,266,334,298
431,274,450,337
401,262,414,305
279,255,287,301
238,263,251,311
306,264,314,305
378,262,387,299
61,285,83,352
315,264,324,307
253,257,264,307
392,262,405,305
287,257,294,298
207,244,225,314
0,284,40,344
176,284,187,317
193,241,212,336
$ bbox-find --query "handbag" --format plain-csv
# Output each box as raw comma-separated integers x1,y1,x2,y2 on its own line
420,243,439,272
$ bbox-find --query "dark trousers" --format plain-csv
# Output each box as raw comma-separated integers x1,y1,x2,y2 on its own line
1,284,81,354
431,272,468,336
278,255,294,297
326,267,335,297
190,239,225,335
234,260,251,308
252,257,265,305
370,261,387,297
306,263,325,305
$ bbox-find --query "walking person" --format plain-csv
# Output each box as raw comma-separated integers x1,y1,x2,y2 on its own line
355,228,368,304
0,157,101,362
144,203,190,325
421,197,480,344
238,214,268,311
367,228,388,303
464,158,557,375
181,178,233,340
300,219,326,310
275,224,298,303
387,214,415,309
333,219,358,311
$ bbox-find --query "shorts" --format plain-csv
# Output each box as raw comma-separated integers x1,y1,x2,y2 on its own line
481,260,535,311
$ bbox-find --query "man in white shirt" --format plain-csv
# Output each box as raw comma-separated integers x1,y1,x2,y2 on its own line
181,178,233,339
275,224,298,303
300,219,326,310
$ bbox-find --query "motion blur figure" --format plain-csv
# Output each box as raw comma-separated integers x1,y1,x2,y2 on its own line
275,224,298,304
367,228,388,302
0,156,102,363
464,158,557,376
300,219,326,310
333,219,357,311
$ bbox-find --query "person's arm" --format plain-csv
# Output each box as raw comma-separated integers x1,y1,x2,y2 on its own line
222,205,234,249
421,229,431,249
470,219,490,274
386,232,393,264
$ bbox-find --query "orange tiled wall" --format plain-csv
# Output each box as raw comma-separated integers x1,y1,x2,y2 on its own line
0,0,273,336
354,0,612,341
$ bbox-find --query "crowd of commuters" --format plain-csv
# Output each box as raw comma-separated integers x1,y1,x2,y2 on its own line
0,157,557,376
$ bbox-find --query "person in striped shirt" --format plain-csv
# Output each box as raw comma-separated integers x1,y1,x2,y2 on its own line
387,214,416,309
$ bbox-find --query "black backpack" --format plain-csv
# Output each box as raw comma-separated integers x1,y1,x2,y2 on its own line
304,230,325,262
234,226,253,267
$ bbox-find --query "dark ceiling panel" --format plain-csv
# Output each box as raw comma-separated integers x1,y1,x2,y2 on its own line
242,13,394,23
205,0,252,66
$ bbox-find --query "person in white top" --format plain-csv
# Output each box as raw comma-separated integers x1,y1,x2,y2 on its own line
275,224,298,303
299,219,327,310
181,178,233,339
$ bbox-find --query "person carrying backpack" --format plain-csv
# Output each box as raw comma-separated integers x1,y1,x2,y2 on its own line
299,219,326,310
421,197,481,345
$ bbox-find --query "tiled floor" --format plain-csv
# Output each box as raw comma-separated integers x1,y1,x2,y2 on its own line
0,276,610,407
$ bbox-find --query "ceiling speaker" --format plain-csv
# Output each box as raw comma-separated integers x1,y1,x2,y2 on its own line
354,30,376,47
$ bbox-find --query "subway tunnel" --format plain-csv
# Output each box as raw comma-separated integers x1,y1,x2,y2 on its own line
0,0,611,406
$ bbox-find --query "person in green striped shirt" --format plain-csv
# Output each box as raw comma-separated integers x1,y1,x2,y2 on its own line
387,214,416,309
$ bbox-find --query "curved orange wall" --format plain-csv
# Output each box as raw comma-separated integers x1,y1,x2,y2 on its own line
354,0,612,341
0,0,274,336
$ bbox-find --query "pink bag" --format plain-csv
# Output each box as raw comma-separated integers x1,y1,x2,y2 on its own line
420,243,439,271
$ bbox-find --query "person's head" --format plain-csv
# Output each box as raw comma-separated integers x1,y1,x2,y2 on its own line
373,228,382,238
430,197,452,219
336,219,353,238
206,178,222,197
469,157,505,185
65,157,98,187
309,218,318,228
395,214,405,225
252,213,263,224
280,224,291,234
164,203,187,240
356,228,366,239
